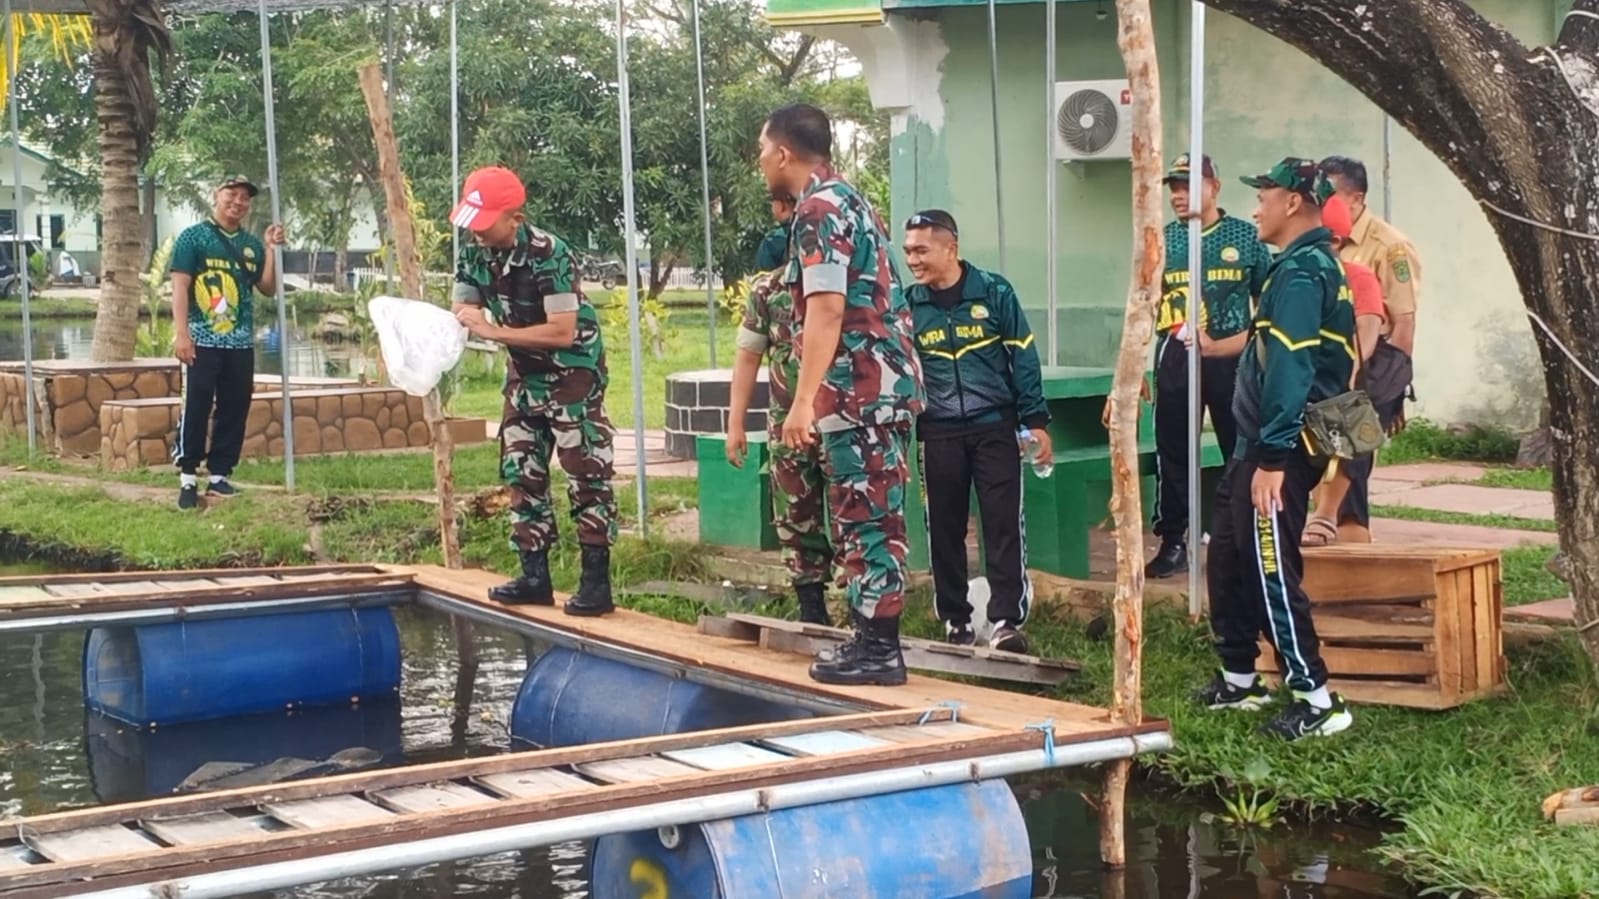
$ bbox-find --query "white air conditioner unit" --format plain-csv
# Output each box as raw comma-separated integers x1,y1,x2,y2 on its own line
1052,79,1133,162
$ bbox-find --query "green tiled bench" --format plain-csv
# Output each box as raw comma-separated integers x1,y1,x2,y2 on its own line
1021,434,1227,580
695,431,932,570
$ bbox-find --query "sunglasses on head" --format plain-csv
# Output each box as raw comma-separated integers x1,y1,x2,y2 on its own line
904,214,957,237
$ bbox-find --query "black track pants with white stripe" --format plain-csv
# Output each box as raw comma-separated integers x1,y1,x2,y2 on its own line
1206,452,1329,693
921,424,1032,627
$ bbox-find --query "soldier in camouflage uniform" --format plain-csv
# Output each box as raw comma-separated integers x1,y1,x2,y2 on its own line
726,264,834,626
450,166,616,617
758,104,925,686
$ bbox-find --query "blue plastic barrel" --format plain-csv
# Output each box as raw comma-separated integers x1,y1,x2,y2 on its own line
86,700,405,803
83,607,402,727
589,780,1033,898
509,646,813,748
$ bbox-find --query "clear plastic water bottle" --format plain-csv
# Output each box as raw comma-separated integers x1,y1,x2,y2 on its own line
1017,427,1054,479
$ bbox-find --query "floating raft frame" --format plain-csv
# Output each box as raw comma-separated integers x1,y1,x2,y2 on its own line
0,564,1173,898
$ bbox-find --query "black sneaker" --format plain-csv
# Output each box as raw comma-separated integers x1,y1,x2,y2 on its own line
177,484,199,510
1193,671,1272,711
206,479,239,497
1144,541,1188,579
988,621,1028,654
944,622,976,646
1259,693,1354,741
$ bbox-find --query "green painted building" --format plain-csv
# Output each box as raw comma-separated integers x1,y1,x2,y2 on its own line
767,0,1567,429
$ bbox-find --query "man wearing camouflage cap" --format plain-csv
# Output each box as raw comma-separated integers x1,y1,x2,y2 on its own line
1196,158,1356,741
451,165,617,617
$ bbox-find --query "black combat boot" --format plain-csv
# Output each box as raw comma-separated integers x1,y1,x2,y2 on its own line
795,582,830,626
809,611,907,686
563,544,615,617
488,549,554,605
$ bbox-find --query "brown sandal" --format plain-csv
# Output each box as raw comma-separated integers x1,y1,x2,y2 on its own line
1301,517,1339,547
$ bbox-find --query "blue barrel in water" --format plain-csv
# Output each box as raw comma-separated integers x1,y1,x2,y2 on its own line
509,646,812,748
589,780,1033,898
83,607,402,727
86,700,405,803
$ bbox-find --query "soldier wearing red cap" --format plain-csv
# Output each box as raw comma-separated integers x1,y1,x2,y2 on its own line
451,166,616,617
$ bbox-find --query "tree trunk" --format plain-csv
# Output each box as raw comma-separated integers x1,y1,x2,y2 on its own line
1198,0,1599,676
88,47,145,362
1100,0,1162,870
334,244,348,293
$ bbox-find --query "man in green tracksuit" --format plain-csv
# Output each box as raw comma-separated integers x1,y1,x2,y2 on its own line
904,209,1048,654
1198,158,1356,742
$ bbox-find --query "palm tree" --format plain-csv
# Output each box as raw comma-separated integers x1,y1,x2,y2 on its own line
83,0,172,361
1,7,168,362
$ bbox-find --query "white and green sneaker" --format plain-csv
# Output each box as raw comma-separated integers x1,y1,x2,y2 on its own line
1193,672,1273,711
1259,693,1354,741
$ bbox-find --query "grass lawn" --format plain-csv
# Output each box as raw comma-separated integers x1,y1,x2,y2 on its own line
448,309,738,430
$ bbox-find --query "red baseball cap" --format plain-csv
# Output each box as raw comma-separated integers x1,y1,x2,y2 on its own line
1322,193,1353,240
450,166,526,232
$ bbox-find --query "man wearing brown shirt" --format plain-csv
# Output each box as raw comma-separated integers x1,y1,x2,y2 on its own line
1319,156,1421,543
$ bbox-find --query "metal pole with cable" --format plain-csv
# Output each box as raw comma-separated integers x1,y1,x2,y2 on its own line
616,0,648,534
1381,114,1393,220
1044,0,1057,364
986,0,1006,271
450,0,460,270
257,0,295,491
691,0,716,366
4,2,35,455
1184,1,1206,617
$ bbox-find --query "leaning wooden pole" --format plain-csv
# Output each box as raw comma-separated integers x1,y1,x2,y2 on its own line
358,63,477,706
358,62,462,572
1101,0,1162,869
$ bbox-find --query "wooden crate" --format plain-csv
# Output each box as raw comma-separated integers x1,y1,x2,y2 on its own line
1256,545,1505,709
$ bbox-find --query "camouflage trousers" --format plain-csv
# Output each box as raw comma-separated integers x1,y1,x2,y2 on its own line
768,430,832,587
819,422,911,619
500,368,617,552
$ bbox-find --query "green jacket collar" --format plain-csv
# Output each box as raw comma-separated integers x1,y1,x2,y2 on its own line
908,261,992,306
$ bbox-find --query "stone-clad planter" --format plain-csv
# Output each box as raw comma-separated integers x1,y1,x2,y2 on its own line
663,368,769,460
0,359,182,457
99,387,492,471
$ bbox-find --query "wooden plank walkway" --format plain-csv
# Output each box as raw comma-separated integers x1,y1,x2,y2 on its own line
406,565,1154,738
0,565,411,630
0,564,1170,897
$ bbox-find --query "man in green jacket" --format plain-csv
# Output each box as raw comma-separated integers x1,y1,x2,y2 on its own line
1199,158,1355,742
904,209,1048,654
754,193,795,271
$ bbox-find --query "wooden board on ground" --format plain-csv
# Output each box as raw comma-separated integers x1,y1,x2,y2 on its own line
698,612,1079,686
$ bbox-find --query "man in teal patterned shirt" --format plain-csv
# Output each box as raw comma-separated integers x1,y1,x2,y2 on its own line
170,175,283,510
1146,154,1271,579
